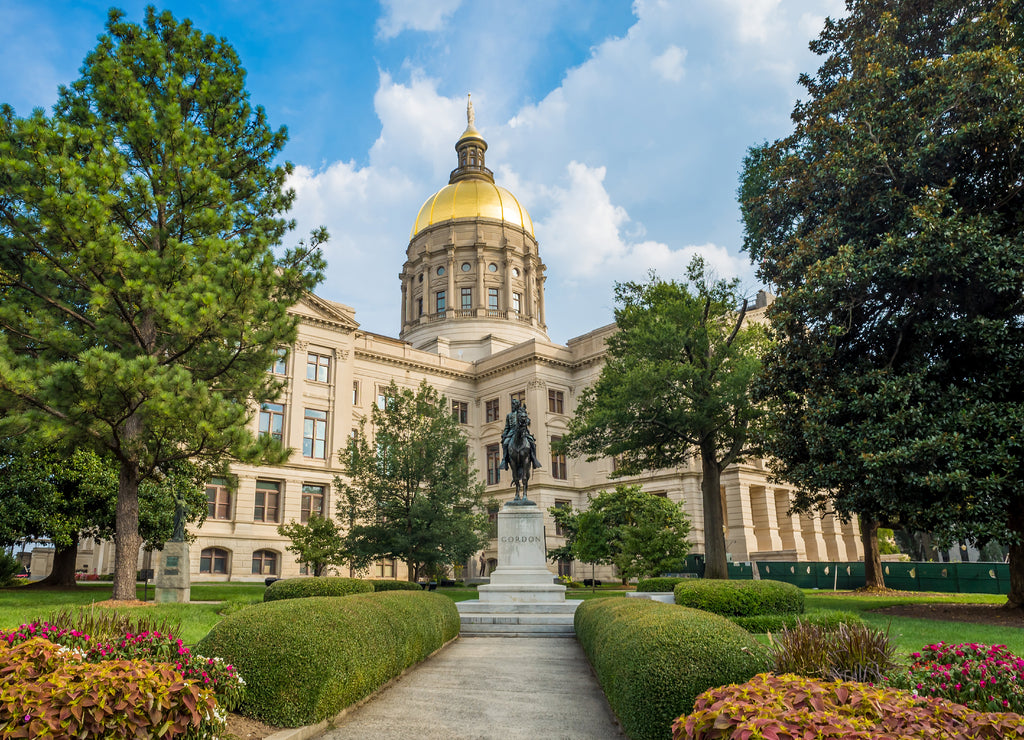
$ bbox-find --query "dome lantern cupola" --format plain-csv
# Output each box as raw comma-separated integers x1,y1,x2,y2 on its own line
399,96,549,360
450,94,493,184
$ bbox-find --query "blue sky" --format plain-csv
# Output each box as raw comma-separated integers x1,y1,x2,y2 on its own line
1,0,844,344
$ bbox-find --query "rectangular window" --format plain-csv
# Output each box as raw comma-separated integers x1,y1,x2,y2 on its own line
548,389,564,414
269,348,287,375
259,403,284,441
488,287,499,310
374,559,395,578
301,484,325,523
488,504,499,538
254,480,280,523
436,290,446,313
200,548,229,574
551,436,567,480
452,400,468,424
303,409,328,459
252,550,277,576
554,499,571,536
512,292,521,313
485,398,499,423
558,559,573,577
510,390,525,406
461,287,472,310
306,352,330,383
377,388,394,410
206,477,231,520
417,297,423,316
486,443,501,485
352,380,360,406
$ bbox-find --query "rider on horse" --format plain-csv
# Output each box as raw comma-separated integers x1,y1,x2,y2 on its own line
499,397,542,470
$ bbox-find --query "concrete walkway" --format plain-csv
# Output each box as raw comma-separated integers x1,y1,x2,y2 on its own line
316,637,625,740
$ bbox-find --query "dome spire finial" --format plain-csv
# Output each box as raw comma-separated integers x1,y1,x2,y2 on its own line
467,93,475,128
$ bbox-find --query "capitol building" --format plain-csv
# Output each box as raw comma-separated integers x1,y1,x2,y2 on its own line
53,107,864,583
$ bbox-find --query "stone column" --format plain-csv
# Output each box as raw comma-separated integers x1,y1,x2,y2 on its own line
723,480,759,561
446,248,455,314
400,274,409,328
476,254,486,312
537,270,546,328
821,513,842,561
800,513,828,561
749,484,783,553
504,252,514,312
524,262,534,325
774,488,805,557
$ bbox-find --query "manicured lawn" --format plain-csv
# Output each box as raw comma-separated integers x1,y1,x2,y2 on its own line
803,590,1024,658
0,582,264,644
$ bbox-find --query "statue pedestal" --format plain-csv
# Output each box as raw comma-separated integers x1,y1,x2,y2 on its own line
458,502,580,635
478,503,565,603
154,541,190,604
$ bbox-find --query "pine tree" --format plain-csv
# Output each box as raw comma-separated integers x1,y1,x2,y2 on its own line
0,8,325,599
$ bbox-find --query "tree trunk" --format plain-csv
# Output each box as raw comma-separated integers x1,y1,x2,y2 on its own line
112,456,143,601
37,534,79,587
860,515,885,589
1006,507,1024,609
701,443,729,579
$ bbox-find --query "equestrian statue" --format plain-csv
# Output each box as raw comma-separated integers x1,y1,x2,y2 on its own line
500,397,542,503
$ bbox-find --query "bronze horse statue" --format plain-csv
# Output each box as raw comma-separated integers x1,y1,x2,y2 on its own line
506,409,533,502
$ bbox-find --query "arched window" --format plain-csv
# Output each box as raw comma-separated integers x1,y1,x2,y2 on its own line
199,548,229,574
252,549,278,576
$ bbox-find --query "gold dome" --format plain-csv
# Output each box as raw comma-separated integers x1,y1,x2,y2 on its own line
410,180,535,239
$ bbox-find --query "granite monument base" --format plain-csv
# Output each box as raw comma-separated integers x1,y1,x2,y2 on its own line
458,501,581,635
154,541,190,604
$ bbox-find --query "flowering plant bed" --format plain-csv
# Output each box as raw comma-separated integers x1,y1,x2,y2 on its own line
888,642,1024,713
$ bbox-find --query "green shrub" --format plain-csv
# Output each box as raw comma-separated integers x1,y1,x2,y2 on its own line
673,673,1024,740
196,591,459,727
673,578,803,617
766,620,896,683
0,637,221,739
0,552,21,587
575,598,769,740
263,576,374,602
368,579,422,592
730,609,864,633
636,577,692,592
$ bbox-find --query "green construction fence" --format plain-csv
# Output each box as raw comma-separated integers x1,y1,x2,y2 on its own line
753,560,1010,593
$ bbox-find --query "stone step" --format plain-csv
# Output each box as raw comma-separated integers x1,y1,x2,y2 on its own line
460,621,576,637
460,614,576,625
455,600,582,615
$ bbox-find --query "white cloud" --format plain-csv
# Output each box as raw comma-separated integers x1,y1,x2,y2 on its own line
376,0,463,39
651,45,686,83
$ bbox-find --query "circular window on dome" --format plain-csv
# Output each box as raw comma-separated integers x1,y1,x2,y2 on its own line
512,267,521,277
461,262,471,272
488,263,498,272
437,266,446,276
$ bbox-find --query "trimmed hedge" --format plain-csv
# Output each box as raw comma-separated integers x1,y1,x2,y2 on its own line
673,578,804,617
263,576,374,602
197,591,459,727
368,579,422,592
635,577,691,593
575,598,769,740
730,610,864,633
